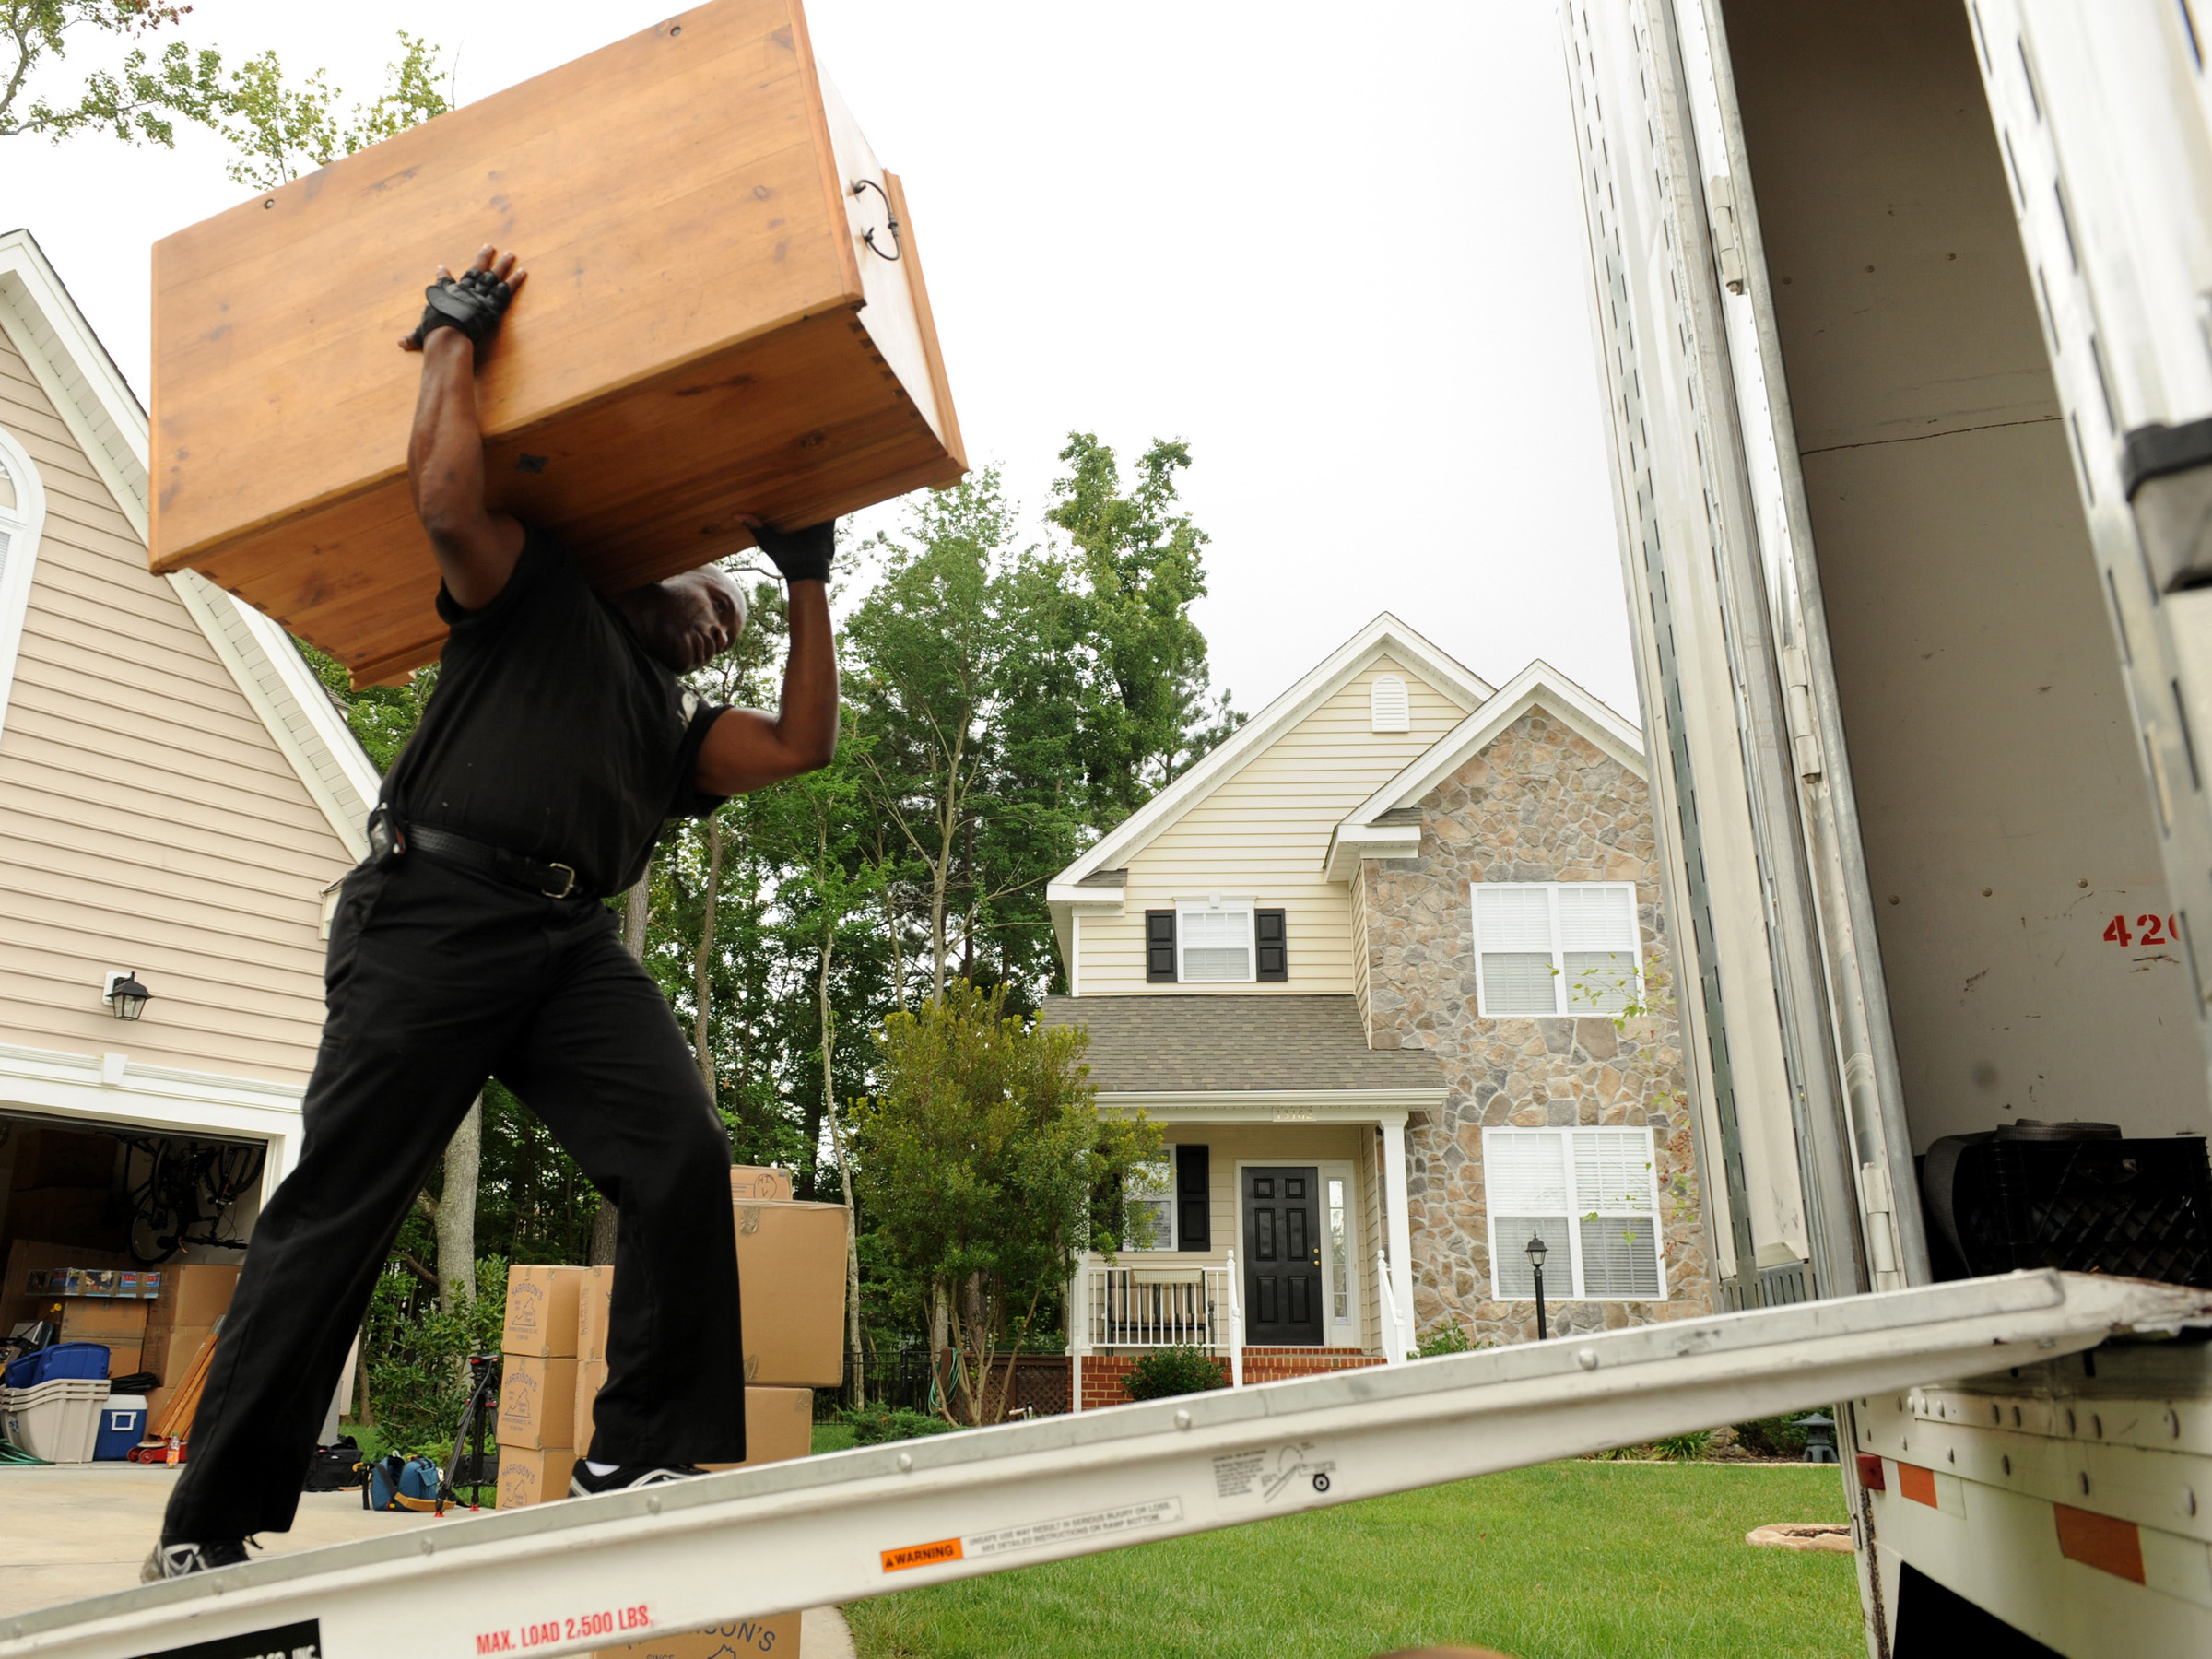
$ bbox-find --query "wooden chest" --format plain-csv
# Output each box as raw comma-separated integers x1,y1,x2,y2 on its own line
150,0,963,686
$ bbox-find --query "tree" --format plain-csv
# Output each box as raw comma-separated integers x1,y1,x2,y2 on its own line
852,982,1159,1425
845,474,1031,1005
1047,433,1242,824
847,444,1241,1009
751,708,888,1401
2,1,226,146
219,31,450,190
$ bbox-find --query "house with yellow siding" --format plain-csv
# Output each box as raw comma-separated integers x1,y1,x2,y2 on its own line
1042,616,1718,1404
0,230,374,1268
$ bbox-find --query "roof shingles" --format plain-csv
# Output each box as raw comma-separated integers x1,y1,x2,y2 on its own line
1040,994,1442,1093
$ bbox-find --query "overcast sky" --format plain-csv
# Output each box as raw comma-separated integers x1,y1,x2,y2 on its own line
5,0,1635,721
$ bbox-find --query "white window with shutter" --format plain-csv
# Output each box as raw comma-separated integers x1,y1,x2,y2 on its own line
1484,1126,1665,1300
1176,897,1254,982
1470,882,1641,1016
1370,675,1410,733
1125,1153,1177,1250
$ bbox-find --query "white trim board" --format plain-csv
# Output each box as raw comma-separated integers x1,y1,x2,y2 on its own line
1092,1088,1435,1125
1053,613,1494,888
0,1042,305,1182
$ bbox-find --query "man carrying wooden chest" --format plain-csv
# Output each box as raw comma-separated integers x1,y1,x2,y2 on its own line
147,246,841,1578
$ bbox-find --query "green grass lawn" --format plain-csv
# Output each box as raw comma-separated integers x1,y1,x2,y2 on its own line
838,1462,1860,1659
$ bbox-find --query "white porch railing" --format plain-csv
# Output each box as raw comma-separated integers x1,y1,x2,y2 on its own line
1082,1265,1234,1352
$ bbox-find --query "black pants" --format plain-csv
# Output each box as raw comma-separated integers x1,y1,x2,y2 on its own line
162,852,745,1542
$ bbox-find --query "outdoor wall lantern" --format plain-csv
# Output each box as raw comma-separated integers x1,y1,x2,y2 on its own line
101,970,153,1021
1525,1232,1549,1341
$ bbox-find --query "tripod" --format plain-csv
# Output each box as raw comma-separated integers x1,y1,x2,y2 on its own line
439,1353,501,1514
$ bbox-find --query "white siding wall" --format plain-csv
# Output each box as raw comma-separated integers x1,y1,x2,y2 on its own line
0,333,355,1084
1081,655,1469,994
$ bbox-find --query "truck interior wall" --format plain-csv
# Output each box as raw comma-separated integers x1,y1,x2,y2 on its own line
1717,0,2209,1144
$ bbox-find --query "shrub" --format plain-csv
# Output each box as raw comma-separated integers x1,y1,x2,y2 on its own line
1123,1346,1227,1402
1415,1325,1490,1359
1652,1430,1712,1461
354,1256,506,1459
1734,1415,1813,1459
843,1406,960,1446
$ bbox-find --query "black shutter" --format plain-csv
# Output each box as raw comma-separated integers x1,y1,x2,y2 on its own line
1255,909,1288,981
1176,1144,1210,1252
1146,910,1178,982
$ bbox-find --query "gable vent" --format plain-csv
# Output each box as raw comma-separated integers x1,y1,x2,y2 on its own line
1370,675,1410,733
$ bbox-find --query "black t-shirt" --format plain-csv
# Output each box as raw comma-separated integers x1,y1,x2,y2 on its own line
381,527,726,896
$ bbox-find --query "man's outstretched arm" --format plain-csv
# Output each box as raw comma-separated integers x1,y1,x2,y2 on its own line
402,245,527,610
694,575,839,796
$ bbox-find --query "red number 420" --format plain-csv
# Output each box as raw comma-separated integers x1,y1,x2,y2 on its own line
2105,913,2178,947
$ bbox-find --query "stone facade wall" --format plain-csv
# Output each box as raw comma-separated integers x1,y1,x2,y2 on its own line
1361,709,1712,1345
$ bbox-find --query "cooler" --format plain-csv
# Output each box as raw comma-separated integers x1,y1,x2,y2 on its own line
93,1394,147,1460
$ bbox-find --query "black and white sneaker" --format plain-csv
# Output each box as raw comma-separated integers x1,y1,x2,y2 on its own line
141,1539,253,1582
567,1463,708,1498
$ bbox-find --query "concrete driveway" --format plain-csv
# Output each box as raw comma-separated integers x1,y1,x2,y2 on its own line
0,1464,855,1654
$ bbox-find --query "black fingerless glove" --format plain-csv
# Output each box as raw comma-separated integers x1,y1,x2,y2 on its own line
409,267,515,352
752,520,836,584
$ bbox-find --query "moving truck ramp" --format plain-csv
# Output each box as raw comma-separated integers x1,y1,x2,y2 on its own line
4,1271,2201,1659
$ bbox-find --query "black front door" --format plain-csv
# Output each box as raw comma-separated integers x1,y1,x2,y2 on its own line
1243,1166,1323,1345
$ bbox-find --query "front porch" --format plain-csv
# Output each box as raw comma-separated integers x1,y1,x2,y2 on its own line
1039,993,1447,1411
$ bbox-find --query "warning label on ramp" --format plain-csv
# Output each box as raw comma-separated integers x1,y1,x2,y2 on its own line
881,1537,964,1572
1210,1439,1338,1510
881,1498,1183,1573
964,1498,1184,1559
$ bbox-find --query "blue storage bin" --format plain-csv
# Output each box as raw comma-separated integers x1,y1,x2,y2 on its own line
3,1343,109,1388
93,1395,147,1460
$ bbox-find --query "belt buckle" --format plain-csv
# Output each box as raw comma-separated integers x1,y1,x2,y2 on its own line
542,863,577,899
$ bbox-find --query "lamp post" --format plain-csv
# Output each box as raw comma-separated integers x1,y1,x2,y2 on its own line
1525,1231,1549,1341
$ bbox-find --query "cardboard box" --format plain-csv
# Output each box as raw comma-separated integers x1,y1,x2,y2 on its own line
498,1356,580,1451
573,1359,610,1456
733,1202,847,1387
150,1264,240,1330
55,1297,148,1352
728,1167,794,1204
150,0,964,689
140,1324,214,1387
593,1613,799,1659
495,1445,575,1509
503,1265,591,1358
576,1266,614,1365
700,1387,814,1473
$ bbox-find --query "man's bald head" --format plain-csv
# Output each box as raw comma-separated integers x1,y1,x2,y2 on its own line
614,564,747,673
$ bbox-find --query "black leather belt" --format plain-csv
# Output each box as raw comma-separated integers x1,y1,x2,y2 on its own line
405,824,589,900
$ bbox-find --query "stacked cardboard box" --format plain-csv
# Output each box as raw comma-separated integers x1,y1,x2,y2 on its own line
139,1263,239,1426
495,1265,590,1508
544,1168,836,1659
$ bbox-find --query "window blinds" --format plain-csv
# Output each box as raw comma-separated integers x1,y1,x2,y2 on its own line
1473,886,1556,1014
1179,905,1253,982
1482,1126,1665,1300
1473,883,1641,1016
